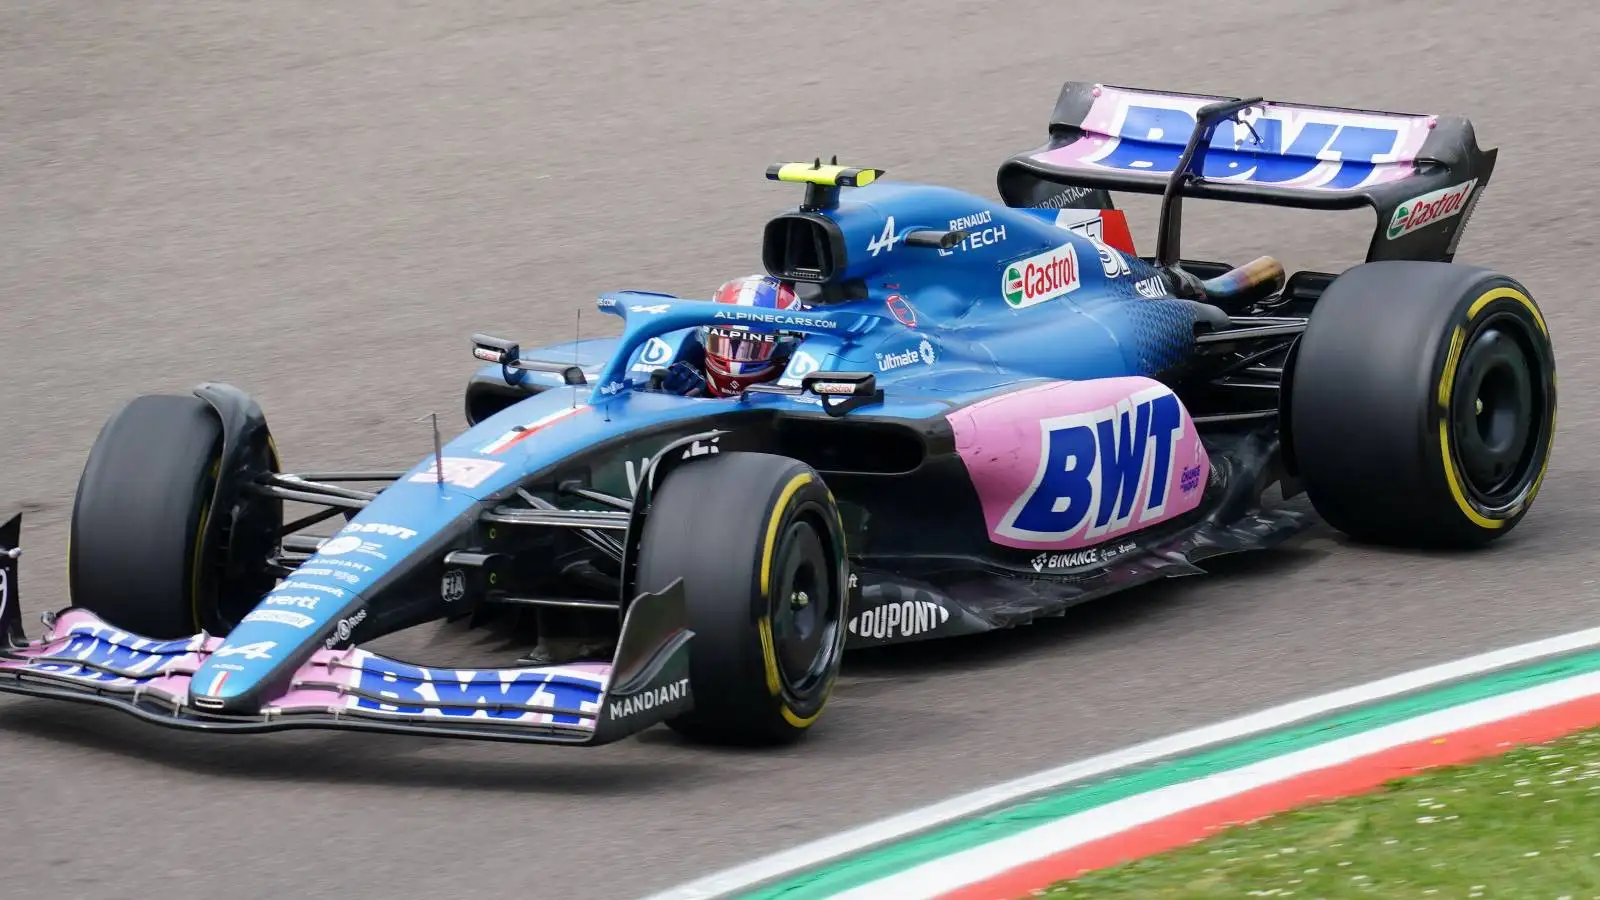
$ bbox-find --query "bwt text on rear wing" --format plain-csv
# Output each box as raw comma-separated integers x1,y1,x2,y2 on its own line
997,82,1498,264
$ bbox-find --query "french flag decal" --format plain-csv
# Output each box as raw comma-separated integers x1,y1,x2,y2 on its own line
479,405,590,455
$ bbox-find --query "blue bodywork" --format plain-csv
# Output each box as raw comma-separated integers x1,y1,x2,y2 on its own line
184,175,1209,704
566,184,1199,397
0,80,1503,747
187,178,1213,708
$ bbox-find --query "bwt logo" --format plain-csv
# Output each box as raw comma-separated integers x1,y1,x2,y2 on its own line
26,628,191,683
352,658,602,726
1091,103,1412,191
998,385,1185,543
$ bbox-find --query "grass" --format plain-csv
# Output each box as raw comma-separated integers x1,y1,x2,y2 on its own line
1034,726,1600,899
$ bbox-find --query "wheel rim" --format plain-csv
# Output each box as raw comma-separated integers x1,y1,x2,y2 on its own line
768,515,840,695
210,440,283,633
1448,310,1551,510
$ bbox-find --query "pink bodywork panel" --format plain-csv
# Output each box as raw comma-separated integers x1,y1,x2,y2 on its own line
948,377,1211,551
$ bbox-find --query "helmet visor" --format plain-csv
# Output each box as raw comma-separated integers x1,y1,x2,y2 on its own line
704,326,785,371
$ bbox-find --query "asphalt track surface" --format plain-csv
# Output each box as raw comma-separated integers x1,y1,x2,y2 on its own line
1,3,1596,898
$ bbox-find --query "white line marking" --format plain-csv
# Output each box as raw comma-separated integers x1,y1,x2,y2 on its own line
835,670,1600,899
640,624,1600,900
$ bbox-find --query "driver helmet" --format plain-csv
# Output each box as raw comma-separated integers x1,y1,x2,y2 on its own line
701,274,805,396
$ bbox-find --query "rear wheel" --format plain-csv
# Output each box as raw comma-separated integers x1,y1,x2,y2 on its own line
634,452,849,746
1290,261,1556,548
69,394,279,637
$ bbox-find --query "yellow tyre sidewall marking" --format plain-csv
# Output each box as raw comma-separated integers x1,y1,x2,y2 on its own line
757,617,782,698
757,472,830,729
787,696,828,729
1437,326,1466,409
1468,286,1548,338
1438,285,1554,530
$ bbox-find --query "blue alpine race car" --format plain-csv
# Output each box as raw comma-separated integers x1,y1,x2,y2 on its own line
0,82,1557,748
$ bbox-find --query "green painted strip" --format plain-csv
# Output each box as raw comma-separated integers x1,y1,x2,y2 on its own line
739,648,1600,899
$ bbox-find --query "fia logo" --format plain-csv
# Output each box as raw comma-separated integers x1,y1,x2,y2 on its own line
998,385,1185,543
442,569,466,603
630,304,669,315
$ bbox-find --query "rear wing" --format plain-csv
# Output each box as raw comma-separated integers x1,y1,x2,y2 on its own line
997,82,1498,264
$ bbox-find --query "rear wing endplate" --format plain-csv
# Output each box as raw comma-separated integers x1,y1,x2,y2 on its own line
997,82,1498,263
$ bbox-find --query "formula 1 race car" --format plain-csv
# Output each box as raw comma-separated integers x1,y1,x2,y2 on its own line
0,82,1556,749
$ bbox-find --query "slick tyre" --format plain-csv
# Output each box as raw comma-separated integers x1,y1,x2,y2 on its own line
1290,261,1556,548
70,394,231,638
635,452,849,746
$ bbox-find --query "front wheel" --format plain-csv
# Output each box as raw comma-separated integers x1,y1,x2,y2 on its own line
69,393,282,637
634,452,849,746
1290,261,1556,548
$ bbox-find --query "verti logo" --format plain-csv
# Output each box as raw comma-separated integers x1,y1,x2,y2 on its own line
1002,244,1080,309
1387,179,1477,240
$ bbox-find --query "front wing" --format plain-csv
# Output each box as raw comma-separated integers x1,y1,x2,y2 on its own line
0,517,693,747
